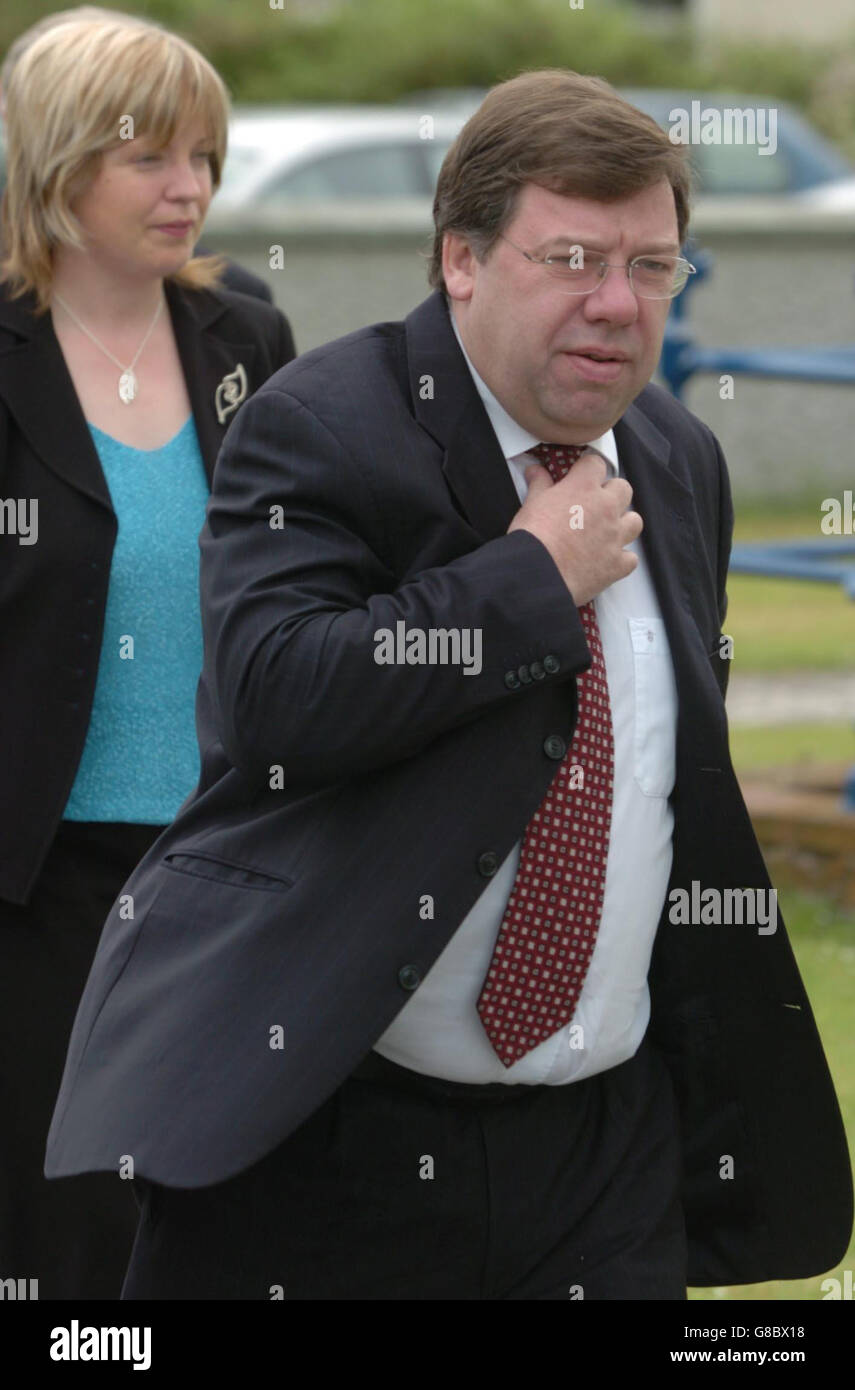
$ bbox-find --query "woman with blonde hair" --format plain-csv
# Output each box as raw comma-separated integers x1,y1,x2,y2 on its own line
0,5,276,302
0,11,296,1298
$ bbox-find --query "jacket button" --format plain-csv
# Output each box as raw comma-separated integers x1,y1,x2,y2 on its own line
518,665,532,684
477,851,499,877
544,734,566,760
504,670,520,690
398,965,421,991
543,654,560,674
530,661,545,680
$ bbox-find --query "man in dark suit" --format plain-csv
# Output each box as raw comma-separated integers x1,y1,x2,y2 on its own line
45,70,852,1300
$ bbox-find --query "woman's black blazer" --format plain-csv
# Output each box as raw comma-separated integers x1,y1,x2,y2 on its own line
0,275,296,904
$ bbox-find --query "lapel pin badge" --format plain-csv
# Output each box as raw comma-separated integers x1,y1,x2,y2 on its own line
215,363,248,424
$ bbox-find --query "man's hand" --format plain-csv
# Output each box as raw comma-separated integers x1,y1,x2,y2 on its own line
508,452,643,606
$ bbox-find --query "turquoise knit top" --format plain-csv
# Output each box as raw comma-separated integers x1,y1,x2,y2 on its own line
63,416,208,823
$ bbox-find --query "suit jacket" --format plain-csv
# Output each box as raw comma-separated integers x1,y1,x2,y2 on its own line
0,276,296,905
45,289,852,1286
198,249,273,304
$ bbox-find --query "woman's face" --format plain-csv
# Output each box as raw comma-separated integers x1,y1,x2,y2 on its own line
68,113,215,281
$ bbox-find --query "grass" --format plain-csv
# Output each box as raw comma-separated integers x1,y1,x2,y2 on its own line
728,722,855,772
725,501,855,673
726,577,854,672
733,497,835,543
688,890,855,1301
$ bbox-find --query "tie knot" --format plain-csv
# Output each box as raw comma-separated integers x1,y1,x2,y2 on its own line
530,441,589,483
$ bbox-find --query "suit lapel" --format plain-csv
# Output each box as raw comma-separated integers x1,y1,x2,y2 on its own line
405,291,521,541
614,398,697,636
164,280,258,488
441,395,523,539
615,402,730,766
0,290,112,512
0,281,258,505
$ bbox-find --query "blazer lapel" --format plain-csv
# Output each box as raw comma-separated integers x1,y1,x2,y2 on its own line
615,403,730,767
0,290,112,512
164,280,258,488
614,399,697,630
405,291,521,541
0,281,259,505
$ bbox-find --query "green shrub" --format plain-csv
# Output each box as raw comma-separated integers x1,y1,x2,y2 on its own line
1,0,852,157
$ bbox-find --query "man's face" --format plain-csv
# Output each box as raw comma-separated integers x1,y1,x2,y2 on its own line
444,180,680,443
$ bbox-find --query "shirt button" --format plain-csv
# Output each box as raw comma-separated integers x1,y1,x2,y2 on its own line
544,734,566,760
398,965,421,992
543,654,560,674
477,851,499,877
504,670,521,690
530,661,545,680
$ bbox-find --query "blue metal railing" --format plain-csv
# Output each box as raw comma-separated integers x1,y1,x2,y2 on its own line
660,246,855,402
729,540,855,600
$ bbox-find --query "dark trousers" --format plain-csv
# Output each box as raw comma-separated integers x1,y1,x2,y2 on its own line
0,819,166,1300
123,1033,687,1300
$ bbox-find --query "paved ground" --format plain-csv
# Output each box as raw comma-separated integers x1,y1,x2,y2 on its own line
726,672,855,725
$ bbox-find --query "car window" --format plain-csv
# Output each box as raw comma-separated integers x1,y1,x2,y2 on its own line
262,143,430,199
690,141,793,195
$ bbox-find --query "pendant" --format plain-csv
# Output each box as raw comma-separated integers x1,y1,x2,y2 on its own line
118,369,138,404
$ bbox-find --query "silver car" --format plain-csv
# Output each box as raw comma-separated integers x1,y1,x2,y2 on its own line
201,91,855,234
206,106,463,228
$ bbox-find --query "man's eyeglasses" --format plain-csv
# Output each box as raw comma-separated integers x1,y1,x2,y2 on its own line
497,235,696,300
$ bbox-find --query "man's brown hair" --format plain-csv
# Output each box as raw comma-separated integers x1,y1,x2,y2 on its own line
429,69,692,292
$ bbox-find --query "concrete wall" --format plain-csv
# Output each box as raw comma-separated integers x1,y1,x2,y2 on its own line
208,215,855,503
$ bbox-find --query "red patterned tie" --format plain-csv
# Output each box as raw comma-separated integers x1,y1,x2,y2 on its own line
476,443,615,1068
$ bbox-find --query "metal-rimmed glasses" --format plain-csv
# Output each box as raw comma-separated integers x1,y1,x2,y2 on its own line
497,234,696,300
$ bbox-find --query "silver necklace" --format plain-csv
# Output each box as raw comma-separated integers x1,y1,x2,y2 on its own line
51,291,164,403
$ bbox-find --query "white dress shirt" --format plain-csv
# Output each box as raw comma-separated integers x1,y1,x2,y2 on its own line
373,317,678,1084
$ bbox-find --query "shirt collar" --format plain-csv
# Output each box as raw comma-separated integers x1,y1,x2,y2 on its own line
448,302,618,471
